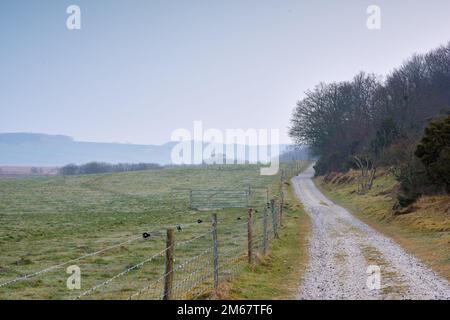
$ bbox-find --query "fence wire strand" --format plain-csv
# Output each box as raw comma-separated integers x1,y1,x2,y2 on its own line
2,170,294,300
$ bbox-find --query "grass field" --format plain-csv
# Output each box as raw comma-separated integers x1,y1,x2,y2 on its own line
0,163,309,299
315,170,450,281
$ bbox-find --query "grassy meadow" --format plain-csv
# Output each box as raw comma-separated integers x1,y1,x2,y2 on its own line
0,163,308,299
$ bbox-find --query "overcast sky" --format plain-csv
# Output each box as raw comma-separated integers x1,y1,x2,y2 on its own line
1,0,450,145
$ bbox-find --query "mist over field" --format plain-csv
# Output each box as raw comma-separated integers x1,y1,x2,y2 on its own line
0,132,303,167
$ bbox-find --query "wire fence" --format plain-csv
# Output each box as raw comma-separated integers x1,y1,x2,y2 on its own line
0,162,306,300
121,200,283,300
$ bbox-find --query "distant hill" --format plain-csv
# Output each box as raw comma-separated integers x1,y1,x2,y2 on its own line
0,133,304,167
0,133,177,166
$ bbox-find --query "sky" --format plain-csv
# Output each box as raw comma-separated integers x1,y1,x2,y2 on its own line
1,0,450,145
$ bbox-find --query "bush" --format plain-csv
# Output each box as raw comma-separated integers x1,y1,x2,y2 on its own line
313,153,354,176
415,116,450,193
395,116,450,207
59,164,79,175
394,157,427,207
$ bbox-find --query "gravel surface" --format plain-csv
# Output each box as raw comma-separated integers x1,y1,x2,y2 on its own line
293,165,450,300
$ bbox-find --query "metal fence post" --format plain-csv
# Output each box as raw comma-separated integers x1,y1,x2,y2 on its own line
270,199,278,238
247,207,253,264
212,213,219,291
163,228,174,300
263,204,269,255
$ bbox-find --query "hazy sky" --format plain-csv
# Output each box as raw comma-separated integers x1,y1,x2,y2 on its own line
1,0,450,145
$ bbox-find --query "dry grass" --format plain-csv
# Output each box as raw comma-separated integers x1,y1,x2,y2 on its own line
315,170,450,281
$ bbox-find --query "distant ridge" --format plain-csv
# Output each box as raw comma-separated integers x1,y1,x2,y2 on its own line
0,133,176,166
0,133,303,166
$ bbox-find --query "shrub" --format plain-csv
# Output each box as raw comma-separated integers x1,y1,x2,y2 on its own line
415,116,450,193
59,164,79,176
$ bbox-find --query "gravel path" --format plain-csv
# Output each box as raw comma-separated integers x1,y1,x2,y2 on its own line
293,165,450,300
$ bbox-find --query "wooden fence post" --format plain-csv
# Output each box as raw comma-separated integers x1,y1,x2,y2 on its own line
212,213,219,291
279,171,284,227
247,208,253,264
163,228,174,300
263,205,269,255
279,189,284,227
270,199,278,238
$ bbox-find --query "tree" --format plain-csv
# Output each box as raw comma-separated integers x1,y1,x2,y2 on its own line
289,41,450,184
60,164,79,176
289,73,380,176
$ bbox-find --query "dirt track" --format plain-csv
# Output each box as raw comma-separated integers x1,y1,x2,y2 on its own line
292,165,450,300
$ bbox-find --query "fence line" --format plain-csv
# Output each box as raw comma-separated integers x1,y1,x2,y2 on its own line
1,161,306,299
0,235,142,289
75,229,221,300
74,247,170,300
131,162,301,300
0,221,204,289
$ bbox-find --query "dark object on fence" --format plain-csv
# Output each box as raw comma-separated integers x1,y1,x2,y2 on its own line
163,228,175,300
270,199,279,239
142,232,151,239
247,208,253,264
237,217,241,220
176,225,182,231
142,231,162,239
197,219,203,224
212,213,219,292
263,207,269,255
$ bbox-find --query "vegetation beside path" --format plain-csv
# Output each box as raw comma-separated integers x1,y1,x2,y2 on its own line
315,170,450,281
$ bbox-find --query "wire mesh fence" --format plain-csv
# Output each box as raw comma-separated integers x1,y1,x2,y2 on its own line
67,194,284,300
189,189,250,210
0,162,307,300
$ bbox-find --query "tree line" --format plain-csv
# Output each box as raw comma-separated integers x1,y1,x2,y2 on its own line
59,162,163,176
290,42,450,206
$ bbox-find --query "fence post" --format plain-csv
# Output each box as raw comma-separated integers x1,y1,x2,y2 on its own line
163,228,174,300
263,204,269,255
279,189,284,227
279,171,284,227
270,199,278,238
212,213,219,292
189,190,193,209
247,207,253,264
